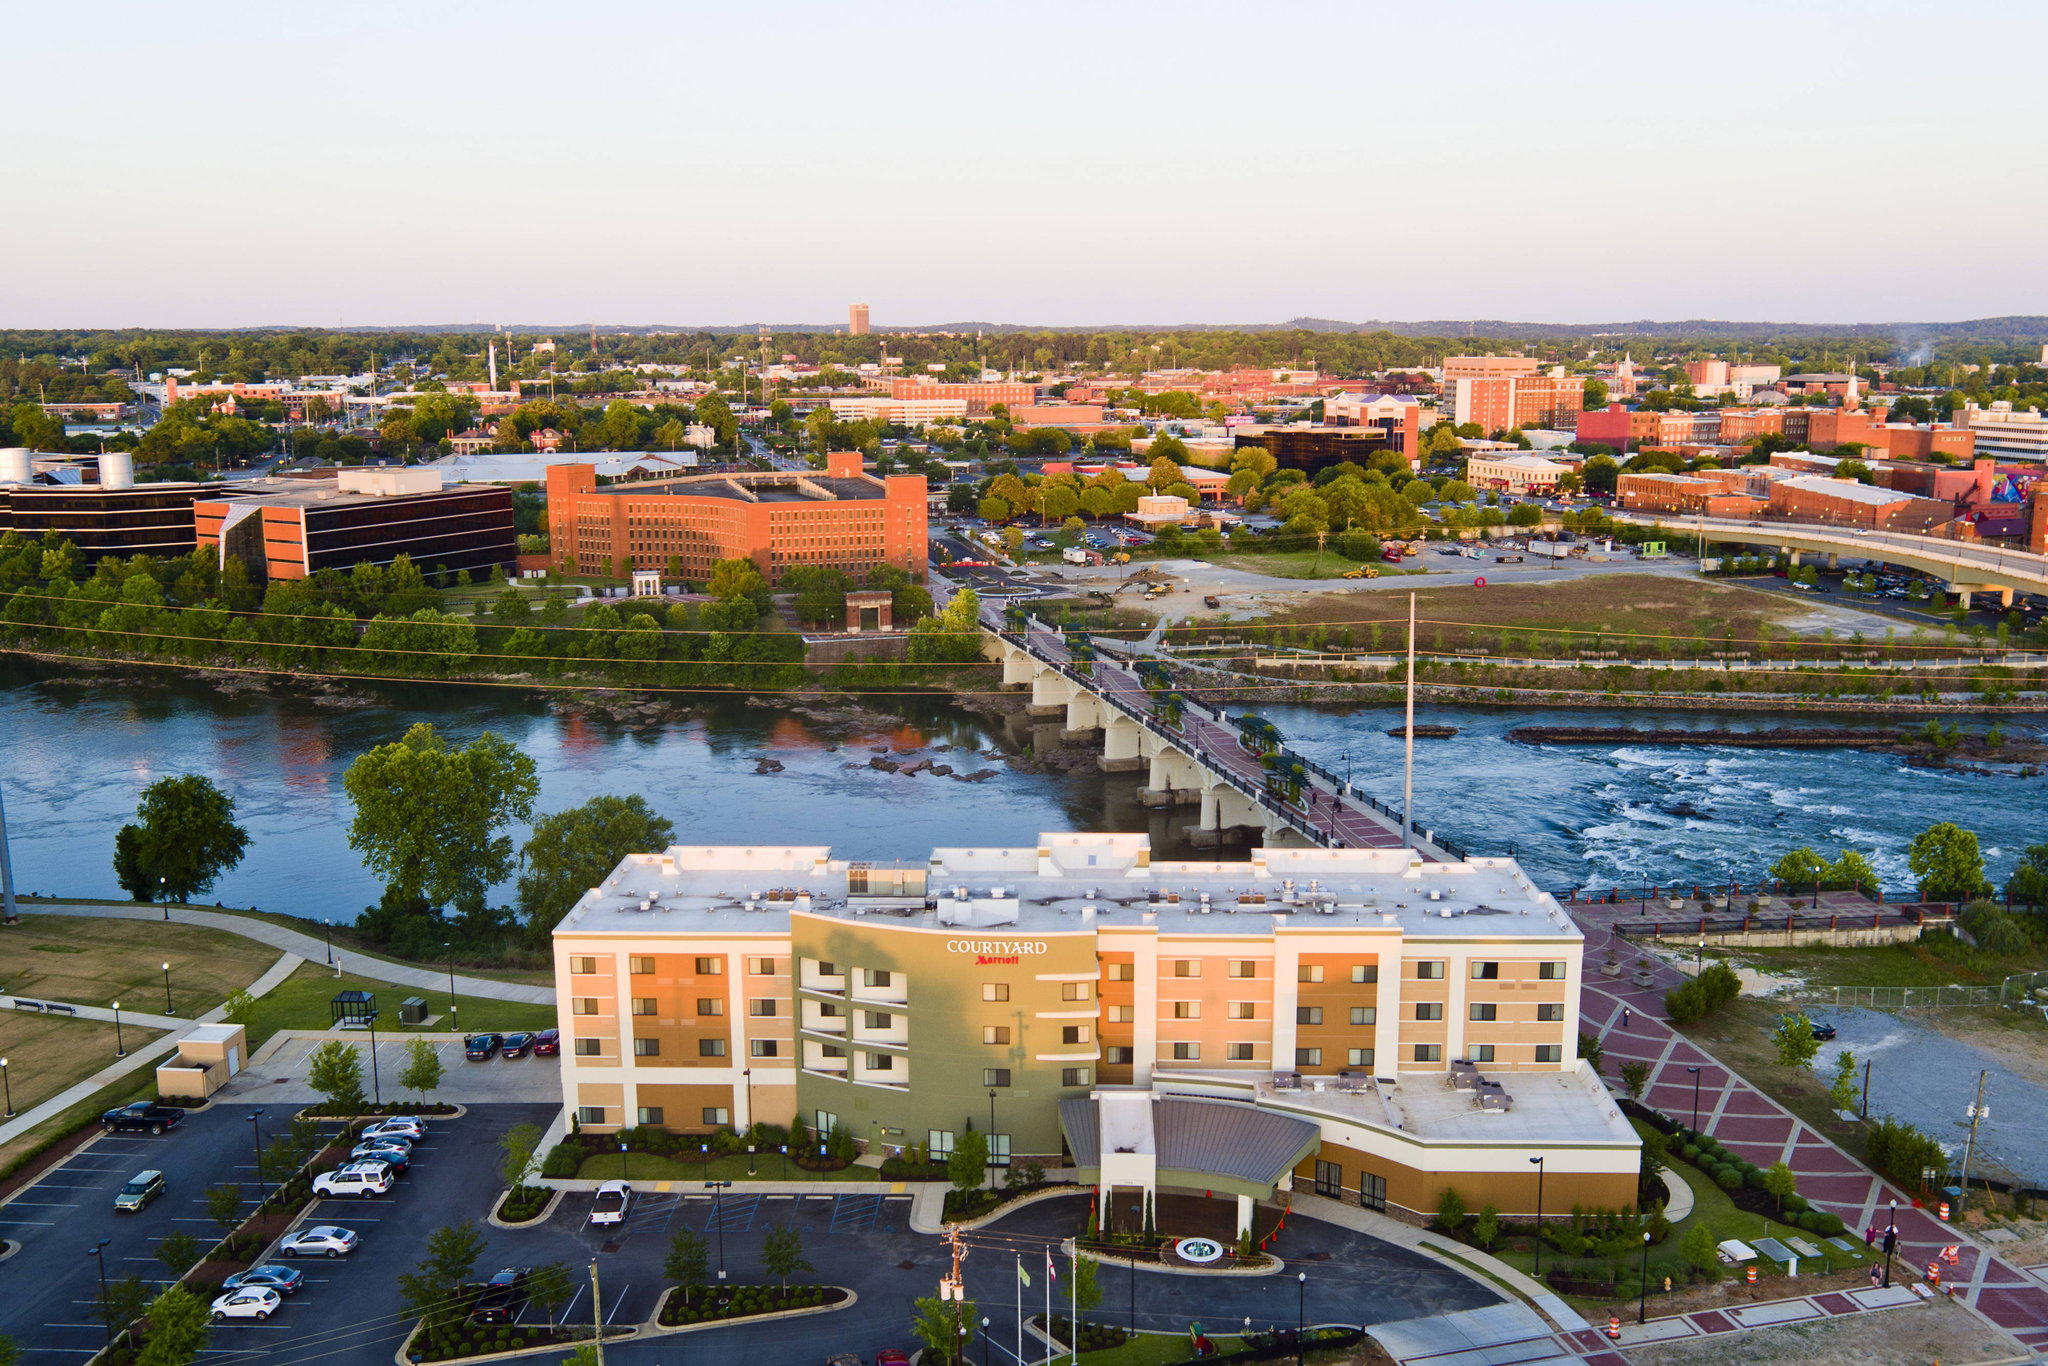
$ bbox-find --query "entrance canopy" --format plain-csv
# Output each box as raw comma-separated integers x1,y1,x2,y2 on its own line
1060,1092,1320,1201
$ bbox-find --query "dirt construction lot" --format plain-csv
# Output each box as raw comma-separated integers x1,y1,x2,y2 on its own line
1627,1296,2017,1366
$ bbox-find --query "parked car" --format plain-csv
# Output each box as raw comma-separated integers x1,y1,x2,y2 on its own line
499,1032,535,1059
588,1181,633,1227
464,1033,503,1061
314,1163,394,1199
362,1117,427,1141
876,1352,912,1366
114,1169,166,1212
279,1226,359,1258
349,1142,412,1172
210,1286,282,1322
468,1267,532,1325
531,1029,560,1057
100,1101,185,1134
1783,1010,1837,1042
221,1265,306,1296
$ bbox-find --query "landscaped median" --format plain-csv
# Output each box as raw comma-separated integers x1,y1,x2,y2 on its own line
648,1282,852,1332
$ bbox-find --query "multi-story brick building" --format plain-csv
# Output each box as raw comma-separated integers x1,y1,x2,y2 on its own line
544,452,926,582
887,379,1037,415
1446,376,1582,435
1464,452,1573,495
194,468,516,581
550,832,1639,1227
1801,408,1975,461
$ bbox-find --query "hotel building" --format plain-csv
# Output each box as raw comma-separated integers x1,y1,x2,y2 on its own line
551,832,1638,1227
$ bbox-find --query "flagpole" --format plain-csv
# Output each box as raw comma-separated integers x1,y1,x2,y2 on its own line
1402,589,1416,847
1015,1253,1023,1366
1069,1250,1078,1365
1044,1251,1051,1365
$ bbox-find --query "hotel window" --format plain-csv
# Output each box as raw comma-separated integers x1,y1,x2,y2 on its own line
1297,964,1324,983
862,968,892,988
747,956,779,976
694,957,723,975
1228,1002,1256,1020
1106,1046,1134,1064
928,1130,955,1157
1062,1025,1091,1044
1173,960,1201,978
1226,1043,1255,1061
636,1106,665,1126
1295,1047,1322,1067
1105,962,1133,981
1535,1044,1563,1063
750,999,778,1018
630,997,658,1017
983,1026,1011,1045
1347,1047,1374,1067
983,983,1010,1002
1470,961,1500,980
1413,1044,1442,1063
866,1051,894,1071
750,1039,780,1058
1170,1042,1201,1061
1171,1002,1199,1020
1351,964,1378,984
569,956,597,975
575,1106,607,1125
989,1133,1011,1166
1539,961,1567,980
1469,1003,1498,1022
983,1068,1011,1088
1296,1006,1323,1025
1537,1003,1565,1022
821,1043,846,1059
864,1011,892,1030
1061,1067,1090,1087
698,1038,728,1057
1228,960,1257,978
1415,1003,1443,1022
703,1106,731,1126
630,956,656,975
1350,1006,1376,1026
633,1037,660,1057
1416,961,1445,980
818,1001,844,1019
1469,1045,1496,1063
1104,1004,1130,1024
815,960,838,977
1062,982,1091,1002
695,998,722,1016
572,998,599,1016
574,1038,602,1057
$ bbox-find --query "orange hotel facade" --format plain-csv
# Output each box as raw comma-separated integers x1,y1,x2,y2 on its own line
545,452,926,583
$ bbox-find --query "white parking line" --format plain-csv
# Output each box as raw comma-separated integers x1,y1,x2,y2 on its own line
0,1200,79,1207
0,1218,58,1226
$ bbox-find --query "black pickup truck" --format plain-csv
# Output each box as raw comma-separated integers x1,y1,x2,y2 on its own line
100,1101,186,1134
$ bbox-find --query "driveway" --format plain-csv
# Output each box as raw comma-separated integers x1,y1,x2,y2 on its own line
215,1036,562,1106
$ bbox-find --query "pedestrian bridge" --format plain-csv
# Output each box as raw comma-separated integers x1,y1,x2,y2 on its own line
979,607,1461,861
1614,512,2048,606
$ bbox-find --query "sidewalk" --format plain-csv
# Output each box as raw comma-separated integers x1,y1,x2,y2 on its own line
25,901,553,1004
0,951,302,1147
1613,1283,1919,1348
1576,905,2048,1358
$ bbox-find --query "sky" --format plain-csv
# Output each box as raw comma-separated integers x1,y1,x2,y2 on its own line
4,0,2046,329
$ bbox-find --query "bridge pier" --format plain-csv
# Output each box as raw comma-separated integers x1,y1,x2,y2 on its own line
1951,586,1972,610
1099,713,1145,772
1000,643,1035,687
1028,667,1074,718
1063,689,1107,742
1138,746,1203,806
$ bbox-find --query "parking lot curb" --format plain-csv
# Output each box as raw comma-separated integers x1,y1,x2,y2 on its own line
486,1187,564,1230
1064,1238,1285,1279
297,1104,469,1123
393,1321,640,1366
912,1183,1076,1235
638,1285,857,1338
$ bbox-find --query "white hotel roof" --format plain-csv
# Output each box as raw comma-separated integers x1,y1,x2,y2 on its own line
555,833,1580,942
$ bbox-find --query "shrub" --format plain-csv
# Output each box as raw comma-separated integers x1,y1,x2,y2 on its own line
1432,1186,1468,1233
1713,1166,1743,1191
540,1143,583,1178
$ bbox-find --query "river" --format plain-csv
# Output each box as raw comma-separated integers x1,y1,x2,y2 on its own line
3,660,2044,923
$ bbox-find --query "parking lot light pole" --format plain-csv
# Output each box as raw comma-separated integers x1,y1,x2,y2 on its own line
111,1001,125,1057
988,1088,999,1189
365,1010,381,1105
1638,1231,1652,1323
159,876,169,921
705,1180,731,1280
1529,1157,1546,1278
619,1139,630,1183
88,1239,112,1345
1,1056,12,1117
162,962,174,1015
1687,1066,1702,1132
1296,1270,1307,1366
248,1109,265,1191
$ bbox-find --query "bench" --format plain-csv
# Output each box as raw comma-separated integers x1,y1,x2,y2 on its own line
12,999,76,1015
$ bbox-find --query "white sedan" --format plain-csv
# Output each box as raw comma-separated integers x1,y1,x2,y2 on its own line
211,1286,282,1321
278,1225,359,1258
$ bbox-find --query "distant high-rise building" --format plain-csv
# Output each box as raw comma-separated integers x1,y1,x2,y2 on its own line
849,303,871,336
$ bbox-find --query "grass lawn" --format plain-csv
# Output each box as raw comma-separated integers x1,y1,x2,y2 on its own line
0,1013,166,1115
574,1151,882,1182
1719,941,2044,993
1076,1331,1248,1365
0,914,281,1016
239,964,558,1052
1212,551,1379,580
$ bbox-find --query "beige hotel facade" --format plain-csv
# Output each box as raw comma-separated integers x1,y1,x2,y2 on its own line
552,832,1639,1224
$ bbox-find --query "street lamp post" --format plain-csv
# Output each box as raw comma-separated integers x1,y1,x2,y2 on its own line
1687,1066,1702,1132
706,1181,731,1280
0,1056,12,1117
980,1315,991,1366
159,876,169,922
1882,1199,1897,1288
987,1088,999,1190
111,1001,125,1057
1529,1157,1547,1278
88,1239,112,1345
365,1010,381,1106
161,962,174,1015
1295,1270,1307,1366
323,920,334,967
1638,1231,1652,1323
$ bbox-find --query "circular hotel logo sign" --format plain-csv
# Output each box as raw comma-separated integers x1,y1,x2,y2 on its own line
1174,1237,1226,1264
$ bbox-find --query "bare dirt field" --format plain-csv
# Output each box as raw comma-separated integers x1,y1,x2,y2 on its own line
1627,1297,2016,1366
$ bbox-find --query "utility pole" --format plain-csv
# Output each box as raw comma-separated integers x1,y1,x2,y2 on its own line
588,1260,607,1366
0,781,17,924
1958,1069,1990,1215
1401,591,1416,847
940,1223,970,1365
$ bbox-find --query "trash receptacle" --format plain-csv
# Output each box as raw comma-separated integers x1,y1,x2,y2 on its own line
398,996,428,1024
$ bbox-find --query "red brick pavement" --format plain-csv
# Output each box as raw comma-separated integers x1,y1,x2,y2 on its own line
1577,905,2048,1354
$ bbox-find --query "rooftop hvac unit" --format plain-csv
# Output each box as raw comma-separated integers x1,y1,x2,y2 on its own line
953,887,969,901
1428,889,1443,901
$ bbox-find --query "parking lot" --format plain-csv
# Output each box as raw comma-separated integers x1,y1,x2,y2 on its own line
216,1037,560,1106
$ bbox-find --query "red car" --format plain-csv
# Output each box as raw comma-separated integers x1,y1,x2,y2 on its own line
531,1029,560,1057
875,1353,911,1366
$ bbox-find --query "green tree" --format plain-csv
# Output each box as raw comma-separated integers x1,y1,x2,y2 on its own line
399,1038,443,1104
1907,822,1992,903
1828,849,1880,898
111,774,249,903
396,1223,485,1337
100,1276,151,1343
1431,1185,1467,1232
1829,1051,1859,1112
343,722,539,912
1680,1219,1720,1275
135,1286,209,1366
205,1183,243,1233
221,988,256,1028
306,1040,367,1113
761,1224,813,1288
2006,843,2048,911
663,1230,709,1305
515,795,675,936
1773,1012,1819,1069
1577,1031,1604,1075
911,1295,976,1366
948,1122,989,1192
706,557,767,603
1619,1060,1651,1101
1471,1204,1501,1249
527,1262,576,1330
1069,1253,1101,1313
499,1122,543,1189
1769,847,1828,897
154,1230,202,1279
1506,502,1543,526
1761,1160,1798,1214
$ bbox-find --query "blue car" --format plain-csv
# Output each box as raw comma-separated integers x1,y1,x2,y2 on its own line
221,1265,306,1296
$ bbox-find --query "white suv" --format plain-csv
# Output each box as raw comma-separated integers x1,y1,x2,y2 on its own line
313,1162,394,1198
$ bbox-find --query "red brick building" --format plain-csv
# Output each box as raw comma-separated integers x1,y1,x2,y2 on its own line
1799,408,1975,461
888,380,1037,414
1446,375,1581,434
195,469,515,581
544,452,926,582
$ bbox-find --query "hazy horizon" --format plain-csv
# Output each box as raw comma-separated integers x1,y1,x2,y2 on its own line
4,0,2045,330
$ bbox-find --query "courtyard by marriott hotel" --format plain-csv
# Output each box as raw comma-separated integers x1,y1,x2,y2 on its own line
551,832,1638,1228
